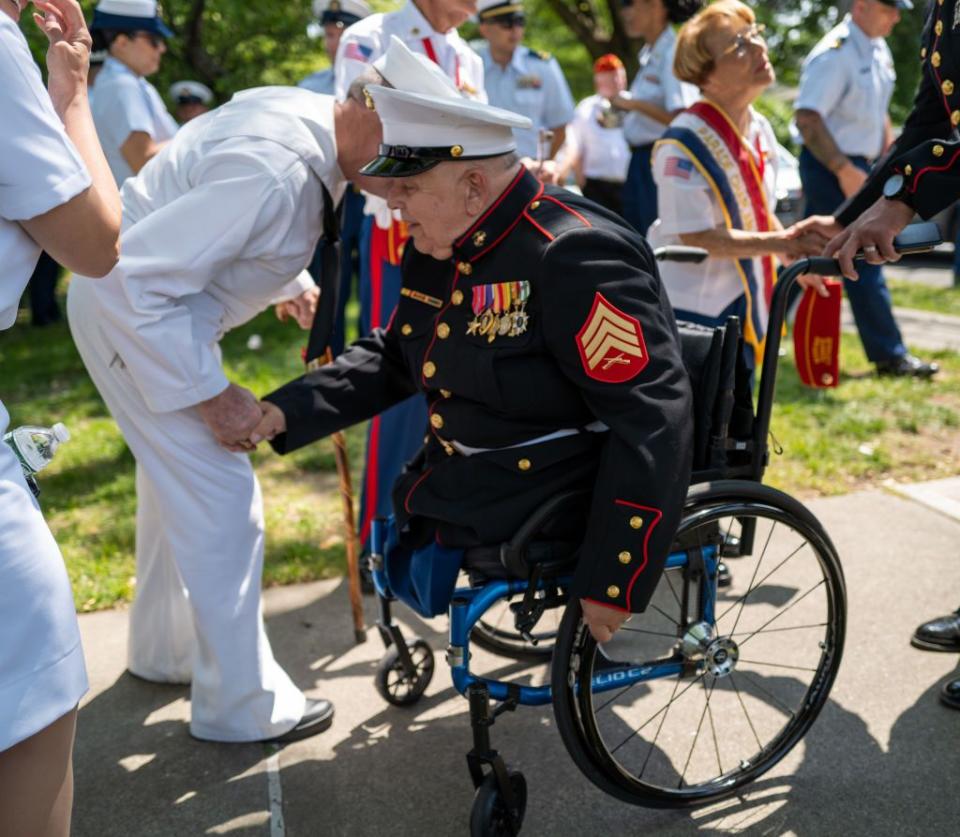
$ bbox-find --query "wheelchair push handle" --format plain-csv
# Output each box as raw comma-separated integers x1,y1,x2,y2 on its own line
653,245,709,264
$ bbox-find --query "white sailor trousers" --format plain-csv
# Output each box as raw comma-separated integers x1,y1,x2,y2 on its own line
67,278,305,742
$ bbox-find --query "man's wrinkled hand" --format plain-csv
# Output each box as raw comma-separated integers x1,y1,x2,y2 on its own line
197,383,262,450
580,598,630,643
788,214,841,241
275,285,320,330
249,401,286,446
520,156,562,186
823,196,915,281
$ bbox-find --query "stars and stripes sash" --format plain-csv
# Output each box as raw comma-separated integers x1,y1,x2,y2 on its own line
656,100,776,366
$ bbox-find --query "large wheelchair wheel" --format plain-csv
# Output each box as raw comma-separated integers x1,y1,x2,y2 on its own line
552,482,846,808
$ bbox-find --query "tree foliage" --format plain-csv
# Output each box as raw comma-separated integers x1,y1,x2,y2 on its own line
18,1,932,124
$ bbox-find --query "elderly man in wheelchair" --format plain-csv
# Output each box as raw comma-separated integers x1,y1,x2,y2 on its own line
253,84,849,836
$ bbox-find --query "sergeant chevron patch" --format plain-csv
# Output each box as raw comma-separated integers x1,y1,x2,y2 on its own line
575,293,648,383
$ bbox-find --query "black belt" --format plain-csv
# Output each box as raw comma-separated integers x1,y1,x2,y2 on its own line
629,142,656,152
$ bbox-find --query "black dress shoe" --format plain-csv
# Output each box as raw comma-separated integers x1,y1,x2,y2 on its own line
264,699,334,744
875,354,939,378
911,609,960,652
939,677,960,711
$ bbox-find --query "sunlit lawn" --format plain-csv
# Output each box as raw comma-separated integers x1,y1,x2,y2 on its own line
2,288,958,611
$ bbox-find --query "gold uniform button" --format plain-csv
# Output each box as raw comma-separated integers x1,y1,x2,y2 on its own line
921,47,927,59
451,290,464,305
529,200,541,210
618,551,632,565
472,230,487,247
451,144,464,158
606,585,620,599
517,458,531,471
934,144,945,157
952,111,960,127
933,51,942,68
457,262,473,275
943,79,955,96
423,361,437,378
437,322,451,339
936,20,944,36
401,323,413,336
440,388,452,398
430,413,444,429
905,164,913,176
629,516,643,529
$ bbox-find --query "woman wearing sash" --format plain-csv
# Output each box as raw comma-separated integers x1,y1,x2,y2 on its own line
648,0,828,369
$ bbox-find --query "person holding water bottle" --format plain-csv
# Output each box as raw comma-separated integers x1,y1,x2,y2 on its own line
0,0,121,834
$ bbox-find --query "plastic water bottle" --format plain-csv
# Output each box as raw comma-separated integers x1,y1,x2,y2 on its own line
3,423,70,476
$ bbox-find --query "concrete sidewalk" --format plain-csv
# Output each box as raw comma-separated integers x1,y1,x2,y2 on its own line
71,486,960,837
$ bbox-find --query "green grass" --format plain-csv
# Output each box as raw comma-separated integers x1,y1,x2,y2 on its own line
2,290,959,610
888,279,960,317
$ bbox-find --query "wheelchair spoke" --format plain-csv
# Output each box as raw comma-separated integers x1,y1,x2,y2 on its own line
728,622,828,637
729,672,763,751
738,659,818,673
636,675,682,778
704,677,723,778
738,670,797,718
608,671,704,756
648,601,681,628
619,626,680,639
678,677,716,789
736,578,827,650
662,567,683,613
727,520,777,637
715,538,808,626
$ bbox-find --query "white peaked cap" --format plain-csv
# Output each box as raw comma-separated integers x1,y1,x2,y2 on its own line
95,0,161,16
170,80,214,104
360,86,532,177
374,36,460,100
312,0,371,21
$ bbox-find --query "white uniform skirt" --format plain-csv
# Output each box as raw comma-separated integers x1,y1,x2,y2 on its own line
0,399,87,751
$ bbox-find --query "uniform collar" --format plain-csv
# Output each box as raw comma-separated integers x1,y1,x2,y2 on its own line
452,167,542,263
641,25,675,60
396,1,445,36
103,55,141,80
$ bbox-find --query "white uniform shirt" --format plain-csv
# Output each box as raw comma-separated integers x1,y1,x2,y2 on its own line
80,88,342,414
333,1,485,101
565,94,631,182
648,108,779,318
299,67,335,95
477,44,575,159
91,56,179,184
0,15,90,335
794,14,895,160
623,26,698,147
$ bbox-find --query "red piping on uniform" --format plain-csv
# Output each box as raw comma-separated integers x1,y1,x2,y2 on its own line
908,148,960,193
455,167,526,248
927,14,952,121
473,206,535,260
583,598,630,613
523,211,555,241
615,499,663,611
404,466,435,513
541,194,592,227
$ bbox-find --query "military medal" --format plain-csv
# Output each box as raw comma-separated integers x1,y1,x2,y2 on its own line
467,281,531,342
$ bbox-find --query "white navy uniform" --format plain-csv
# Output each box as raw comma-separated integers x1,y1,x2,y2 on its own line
0,13,90,752
92,56,178,184
567,93,631,183
67,87,339,742
478,43,575,159
299,67,335,95
794,14,895,160
649,109,779,318
623,27,697,148
334,1,485,101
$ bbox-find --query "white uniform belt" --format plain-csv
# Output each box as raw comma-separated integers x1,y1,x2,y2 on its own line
450,421,609,457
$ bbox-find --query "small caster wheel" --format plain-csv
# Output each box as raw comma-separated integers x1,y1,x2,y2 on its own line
374,638,434,706
717,560,732,588
469,770,527,837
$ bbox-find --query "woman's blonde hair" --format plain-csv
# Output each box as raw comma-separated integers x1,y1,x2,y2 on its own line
674,0,755,89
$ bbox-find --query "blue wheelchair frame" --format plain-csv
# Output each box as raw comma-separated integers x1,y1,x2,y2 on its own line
370,518,718,708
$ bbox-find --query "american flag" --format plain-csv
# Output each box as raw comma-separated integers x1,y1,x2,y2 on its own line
343,41,373,62
664,156,694,179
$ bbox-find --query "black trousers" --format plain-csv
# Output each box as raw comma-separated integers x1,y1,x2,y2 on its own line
28,251,62,326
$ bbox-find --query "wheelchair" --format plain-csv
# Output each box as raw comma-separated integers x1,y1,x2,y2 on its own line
367,251,850,836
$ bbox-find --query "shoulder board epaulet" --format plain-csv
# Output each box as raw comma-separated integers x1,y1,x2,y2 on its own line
525,194,591,241
528,47,551,61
